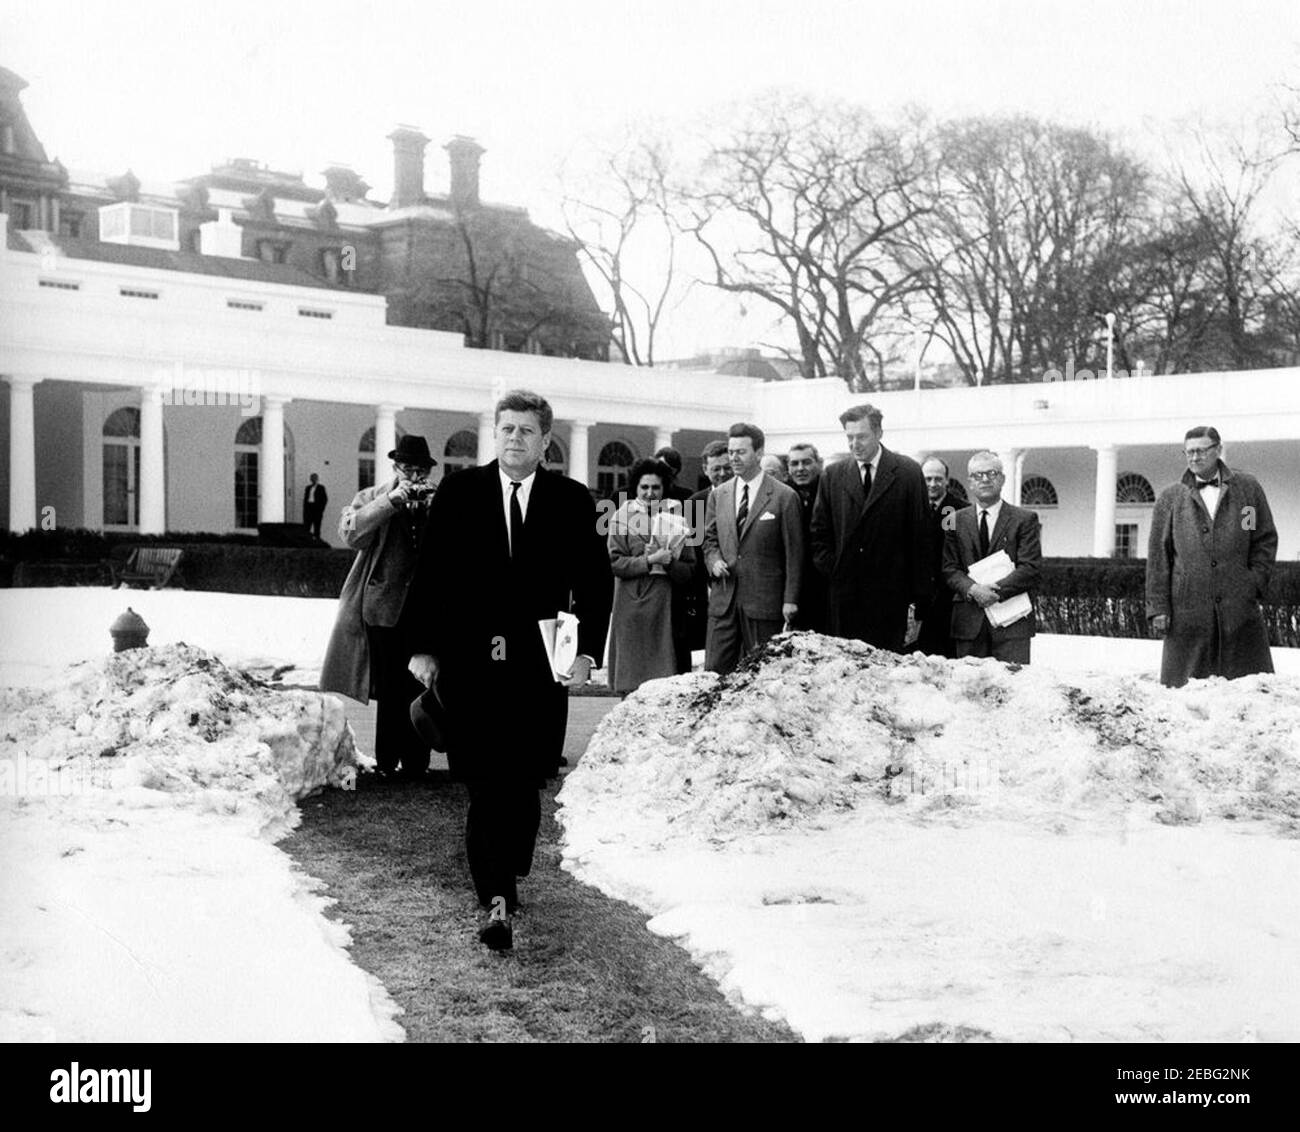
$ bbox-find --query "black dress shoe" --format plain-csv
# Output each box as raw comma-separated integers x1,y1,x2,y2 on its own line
478,914,513,951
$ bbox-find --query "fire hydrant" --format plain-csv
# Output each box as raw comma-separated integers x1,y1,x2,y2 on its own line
110,607,150,652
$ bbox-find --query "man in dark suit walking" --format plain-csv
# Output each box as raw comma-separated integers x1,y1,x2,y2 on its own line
942,451,1042,664
911,456,965,658
407,390,612,950
703,423,803,674
302,473,329,539
810,403,931,652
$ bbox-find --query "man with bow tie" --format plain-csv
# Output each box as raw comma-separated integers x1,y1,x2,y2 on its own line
1146,425,1278,688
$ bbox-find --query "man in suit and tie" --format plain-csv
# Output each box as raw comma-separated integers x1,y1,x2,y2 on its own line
911,456,965,658
810,403,931,652
942,450,1042,664
302,473,329,539
703,422,803,675
407,390,612,950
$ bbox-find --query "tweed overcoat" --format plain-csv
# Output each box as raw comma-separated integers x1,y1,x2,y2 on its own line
1145,463,1277,687
319,477,430,702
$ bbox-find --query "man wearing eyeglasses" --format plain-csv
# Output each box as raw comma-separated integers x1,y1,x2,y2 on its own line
942,451,1042,664
1146,426,1278,688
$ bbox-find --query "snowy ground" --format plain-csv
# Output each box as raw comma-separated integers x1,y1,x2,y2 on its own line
559,635,1300,1042
1,587,1296,1042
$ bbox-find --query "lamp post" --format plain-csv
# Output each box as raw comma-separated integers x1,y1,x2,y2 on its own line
1105,312,1116,380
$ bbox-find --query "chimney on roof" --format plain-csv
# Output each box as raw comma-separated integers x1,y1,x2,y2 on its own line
199,208,245,258
445,136,485,209
388,126,429,209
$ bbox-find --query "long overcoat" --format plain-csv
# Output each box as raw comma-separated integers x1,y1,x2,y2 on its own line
809,446,932,650
319,477,429,702
606,500,695,693
1145,463,1278,687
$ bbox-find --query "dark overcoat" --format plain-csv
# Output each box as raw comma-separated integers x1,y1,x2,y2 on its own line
405,462,613,783
913,491,966,656
1145,464,1277,688
809,447,932,650
319,478,430,702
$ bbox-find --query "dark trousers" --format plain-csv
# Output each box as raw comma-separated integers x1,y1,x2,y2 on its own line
466,781,542,914
364,624,430,775
304,509,324,538
955,622,1031,665
706,607,783,675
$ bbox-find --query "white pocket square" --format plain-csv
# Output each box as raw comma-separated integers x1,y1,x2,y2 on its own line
759,511,776,520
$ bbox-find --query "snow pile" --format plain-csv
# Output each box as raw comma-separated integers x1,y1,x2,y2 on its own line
562,633,1300,847
559,633,1300,1042
0,643,400,1042
1,643,359,837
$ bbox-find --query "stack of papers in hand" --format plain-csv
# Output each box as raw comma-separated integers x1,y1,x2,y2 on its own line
967,550,1032,628
538,611,580,681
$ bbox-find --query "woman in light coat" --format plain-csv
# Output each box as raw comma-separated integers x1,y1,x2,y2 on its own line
607,458,695,695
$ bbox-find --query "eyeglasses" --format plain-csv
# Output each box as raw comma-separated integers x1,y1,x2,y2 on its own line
1184,445,1218,459
968,470,1003,482
395,463,429,477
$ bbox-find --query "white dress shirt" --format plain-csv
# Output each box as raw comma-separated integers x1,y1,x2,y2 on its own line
734,469,765,519
858,448,882,487
976,498,1003,546
499,468,537,555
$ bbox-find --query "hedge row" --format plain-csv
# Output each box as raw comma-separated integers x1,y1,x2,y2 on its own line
3,532,1298,644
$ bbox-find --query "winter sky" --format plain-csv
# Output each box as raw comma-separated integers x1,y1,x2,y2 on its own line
5,0,1299,354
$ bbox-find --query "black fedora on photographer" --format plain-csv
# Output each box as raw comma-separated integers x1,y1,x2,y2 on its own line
321,433,439,781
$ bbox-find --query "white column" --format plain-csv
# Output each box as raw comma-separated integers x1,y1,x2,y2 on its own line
568,420,594,487
996,447,1022,505
375,403,400,485
477,411,496,469
1092,444,1119,557
653,427,674,455
138,385,166,534
7,377,38,533
260,396,288,523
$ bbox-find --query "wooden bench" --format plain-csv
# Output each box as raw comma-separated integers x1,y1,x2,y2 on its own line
112,547,185,589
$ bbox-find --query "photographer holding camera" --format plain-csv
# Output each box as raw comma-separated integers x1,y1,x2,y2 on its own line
321,434,440,781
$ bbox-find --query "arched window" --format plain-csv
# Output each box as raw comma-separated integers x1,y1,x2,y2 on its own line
596,440,636,499
442,429,477,477
544,438,567,475
1021,475,1058,508
235,417,294,529
946,478,969,504
103,407,141,527
1116,472,1155,504
358,424,407,490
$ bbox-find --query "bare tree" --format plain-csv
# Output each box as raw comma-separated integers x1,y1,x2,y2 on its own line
682,94,934,390
562,138,679,366
900,116,1153,384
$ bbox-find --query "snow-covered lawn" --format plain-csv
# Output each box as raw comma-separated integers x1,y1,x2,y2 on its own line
1,587,1296,1042
559,635,1300,1042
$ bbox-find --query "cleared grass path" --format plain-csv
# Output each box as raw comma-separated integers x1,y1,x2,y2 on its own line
283,697,799,1043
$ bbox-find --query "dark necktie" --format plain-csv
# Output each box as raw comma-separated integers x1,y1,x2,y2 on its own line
737,482,749,529
1197,477,1220,489
861,462,872,496
979,509,990,557
509,481,524,559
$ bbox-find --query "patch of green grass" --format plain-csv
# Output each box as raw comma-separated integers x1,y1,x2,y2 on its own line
284,775,800,1043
